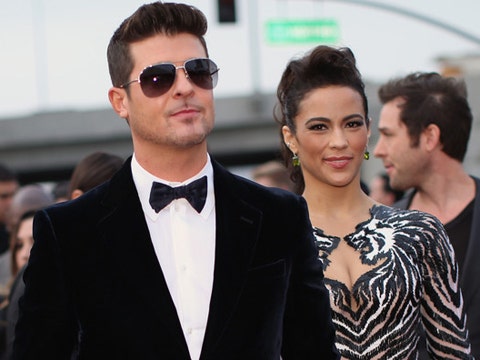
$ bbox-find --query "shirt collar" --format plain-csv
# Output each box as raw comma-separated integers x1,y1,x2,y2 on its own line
131,153,214,220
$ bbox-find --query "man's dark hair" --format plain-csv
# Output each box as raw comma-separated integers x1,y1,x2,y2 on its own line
378,72,472,162
0,163,17,182
107,2,209,88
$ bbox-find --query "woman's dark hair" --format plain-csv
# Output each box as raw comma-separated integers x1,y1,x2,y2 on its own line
69,152,124,197
9,209,37,277
274,45,369,194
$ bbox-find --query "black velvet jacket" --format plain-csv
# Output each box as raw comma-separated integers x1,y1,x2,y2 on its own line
14,158,339,360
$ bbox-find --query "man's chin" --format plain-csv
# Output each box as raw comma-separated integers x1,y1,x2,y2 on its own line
390,179,408,192
174,133,209,148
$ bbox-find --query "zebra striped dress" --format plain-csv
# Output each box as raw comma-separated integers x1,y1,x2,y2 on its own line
314,205,472,359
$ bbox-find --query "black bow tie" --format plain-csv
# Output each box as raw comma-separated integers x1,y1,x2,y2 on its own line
149,176,207,214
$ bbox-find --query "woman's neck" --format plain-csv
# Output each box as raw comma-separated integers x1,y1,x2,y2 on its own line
303,181,375,237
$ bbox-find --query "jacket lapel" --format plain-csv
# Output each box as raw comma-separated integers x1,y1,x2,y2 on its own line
99,158,190,358
200,161,263,358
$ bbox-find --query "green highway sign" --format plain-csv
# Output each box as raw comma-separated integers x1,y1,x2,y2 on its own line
266,19,340,45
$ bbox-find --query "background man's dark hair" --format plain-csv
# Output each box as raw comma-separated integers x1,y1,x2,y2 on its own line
378,72,472,162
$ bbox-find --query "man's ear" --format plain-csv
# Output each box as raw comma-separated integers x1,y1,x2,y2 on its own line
422,123,441,151
108,87,129,119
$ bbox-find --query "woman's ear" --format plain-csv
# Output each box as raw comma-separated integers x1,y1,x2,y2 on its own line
70,189,84,200
282,126,297,154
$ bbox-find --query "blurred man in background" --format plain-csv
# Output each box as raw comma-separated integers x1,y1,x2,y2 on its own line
374,71,479,359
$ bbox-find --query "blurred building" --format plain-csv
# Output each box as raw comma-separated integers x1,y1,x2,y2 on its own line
1,1,479,184
0,94,283,183
2,63,480,185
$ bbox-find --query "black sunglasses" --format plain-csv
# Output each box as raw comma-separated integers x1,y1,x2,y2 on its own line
120,58,219,97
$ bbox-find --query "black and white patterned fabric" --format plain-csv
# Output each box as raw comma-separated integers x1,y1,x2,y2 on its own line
314,205,472,359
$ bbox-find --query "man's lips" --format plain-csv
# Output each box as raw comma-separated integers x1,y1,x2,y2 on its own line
383,163,394,174
171,108,199,117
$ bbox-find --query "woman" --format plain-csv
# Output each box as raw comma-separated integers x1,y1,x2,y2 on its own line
275,45,472,359
68,151,123,199
9,211,35,279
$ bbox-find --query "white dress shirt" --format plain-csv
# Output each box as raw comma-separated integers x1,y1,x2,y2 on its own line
131,154,216,360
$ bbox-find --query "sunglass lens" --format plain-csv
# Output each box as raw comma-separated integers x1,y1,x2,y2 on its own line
139,64,176,97
186,59,218,90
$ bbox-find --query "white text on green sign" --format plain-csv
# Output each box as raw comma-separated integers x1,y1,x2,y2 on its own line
266,19,340,44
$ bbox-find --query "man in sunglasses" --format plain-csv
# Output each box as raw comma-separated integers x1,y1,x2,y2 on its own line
14,2,339,360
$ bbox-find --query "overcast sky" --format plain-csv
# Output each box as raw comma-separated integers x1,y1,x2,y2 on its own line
1,0,479,119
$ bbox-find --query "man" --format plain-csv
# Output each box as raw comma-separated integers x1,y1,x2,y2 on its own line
374,71,479,358
0,164,19,290
13,3,339,359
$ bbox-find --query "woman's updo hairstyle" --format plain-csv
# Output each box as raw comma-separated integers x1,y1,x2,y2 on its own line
274,45,369,194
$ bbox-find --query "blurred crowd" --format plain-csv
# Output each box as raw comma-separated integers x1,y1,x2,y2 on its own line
0,152,123,359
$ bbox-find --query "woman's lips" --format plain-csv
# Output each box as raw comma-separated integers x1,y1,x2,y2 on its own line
324,156,352,169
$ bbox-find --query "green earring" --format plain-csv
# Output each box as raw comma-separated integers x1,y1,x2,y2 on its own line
292,154,300,167
364,151,370,160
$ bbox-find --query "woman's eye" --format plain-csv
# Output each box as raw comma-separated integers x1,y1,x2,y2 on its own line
347,120,364,128
309,123,326,130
